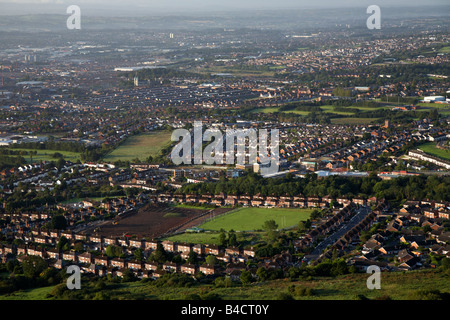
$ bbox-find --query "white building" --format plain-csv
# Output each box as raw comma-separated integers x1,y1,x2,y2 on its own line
423,96,445,102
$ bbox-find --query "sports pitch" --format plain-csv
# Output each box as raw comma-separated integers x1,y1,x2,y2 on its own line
198,207,313,232
104,131,172,162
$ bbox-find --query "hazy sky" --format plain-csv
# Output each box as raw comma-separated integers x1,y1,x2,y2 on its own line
0,0,449,15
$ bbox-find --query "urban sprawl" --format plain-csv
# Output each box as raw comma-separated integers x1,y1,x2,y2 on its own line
0,6,449,300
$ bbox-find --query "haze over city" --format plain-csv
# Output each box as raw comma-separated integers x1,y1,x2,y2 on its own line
0,0,448,309
0,0,449,15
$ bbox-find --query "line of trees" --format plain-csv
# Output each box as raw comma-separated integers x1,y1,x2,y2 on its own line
178,172,450,204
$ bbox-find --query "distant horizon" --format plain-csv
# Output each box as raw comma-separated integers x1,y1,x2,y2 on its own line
0,1,449,16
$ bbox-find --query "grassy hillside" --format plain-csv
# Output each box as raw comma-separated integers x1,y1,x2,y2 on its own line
1,269,448,300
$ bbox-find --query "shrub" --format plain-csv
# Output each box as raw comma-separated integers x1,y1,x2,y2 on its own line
407,289,447,300
201,292,222,300
50,283,68,297
288,285,314,297
275,292,295,300
183,293,202,300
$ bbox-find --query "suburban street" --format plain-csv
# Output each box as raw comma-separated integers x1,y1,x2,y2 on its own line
307,205,372,262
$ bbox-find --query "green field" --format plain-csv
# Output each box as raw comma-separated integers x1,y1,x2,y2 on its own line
251,105,392,118
438,46,450,53
162,231,225,245
320,105,355,115
251,107,311,115
4,148,81,164
104,131,172,162
282,110,311,116
250,107,280,114
418,142,450,161
198,207,313,232
416,103,450,116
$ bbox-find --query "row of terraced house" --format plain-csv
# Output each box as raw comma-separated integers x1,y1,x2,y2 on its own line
0,222,261,280
150,192,377,208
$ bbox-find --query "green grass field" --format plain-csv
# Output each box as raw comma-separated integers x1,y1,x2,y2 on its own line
198,207,313,232
4,148,81,164
251,105,392,118
320,105,355,115
438,46,450,53
250,107,280,114
162,231,225,245
282,110,311,116
418,142,450,161
104,131,172,162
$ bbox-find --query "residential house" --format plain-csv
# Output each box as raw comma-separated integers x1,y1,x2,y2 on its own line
62,251,78,263
127,260,143,270
180,263,197,275
94,255,109,267
78,252,94,264
110,257,126,269
205,245,220,255
193,244,205,256
162,240,177,252
144,261,158,271
163,261,178,273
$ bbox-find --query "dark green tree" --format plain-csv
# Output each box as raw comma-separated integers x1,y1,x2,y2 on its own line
240,270,254,285
22,256,47,278
51,215,67,230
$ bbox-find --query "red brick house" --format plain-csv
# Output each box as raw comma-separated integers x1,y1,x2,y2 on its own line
199,264,217,276
180,263,197,275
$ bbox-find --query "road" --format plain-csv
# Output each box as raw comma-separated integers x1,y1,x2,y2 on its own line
308,205,372,261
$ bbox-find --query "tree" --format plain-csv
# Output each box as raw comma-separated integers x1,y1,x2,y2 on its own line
121,269,136,283
6,260,16,273
219,229,227,246
73,241,84,252
105,245,124,258
187,250,197,264
134,248,144,261
256,267,269,282
22,256,47,278
423,225,432,234
298,221,307,233
205,255,217,266
240,270,253,285
149,243,167,263
330,259,349,276
51,215,67,230
56,236,70,252
228,229,237,247
262,220,278,232
310,210,322,220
